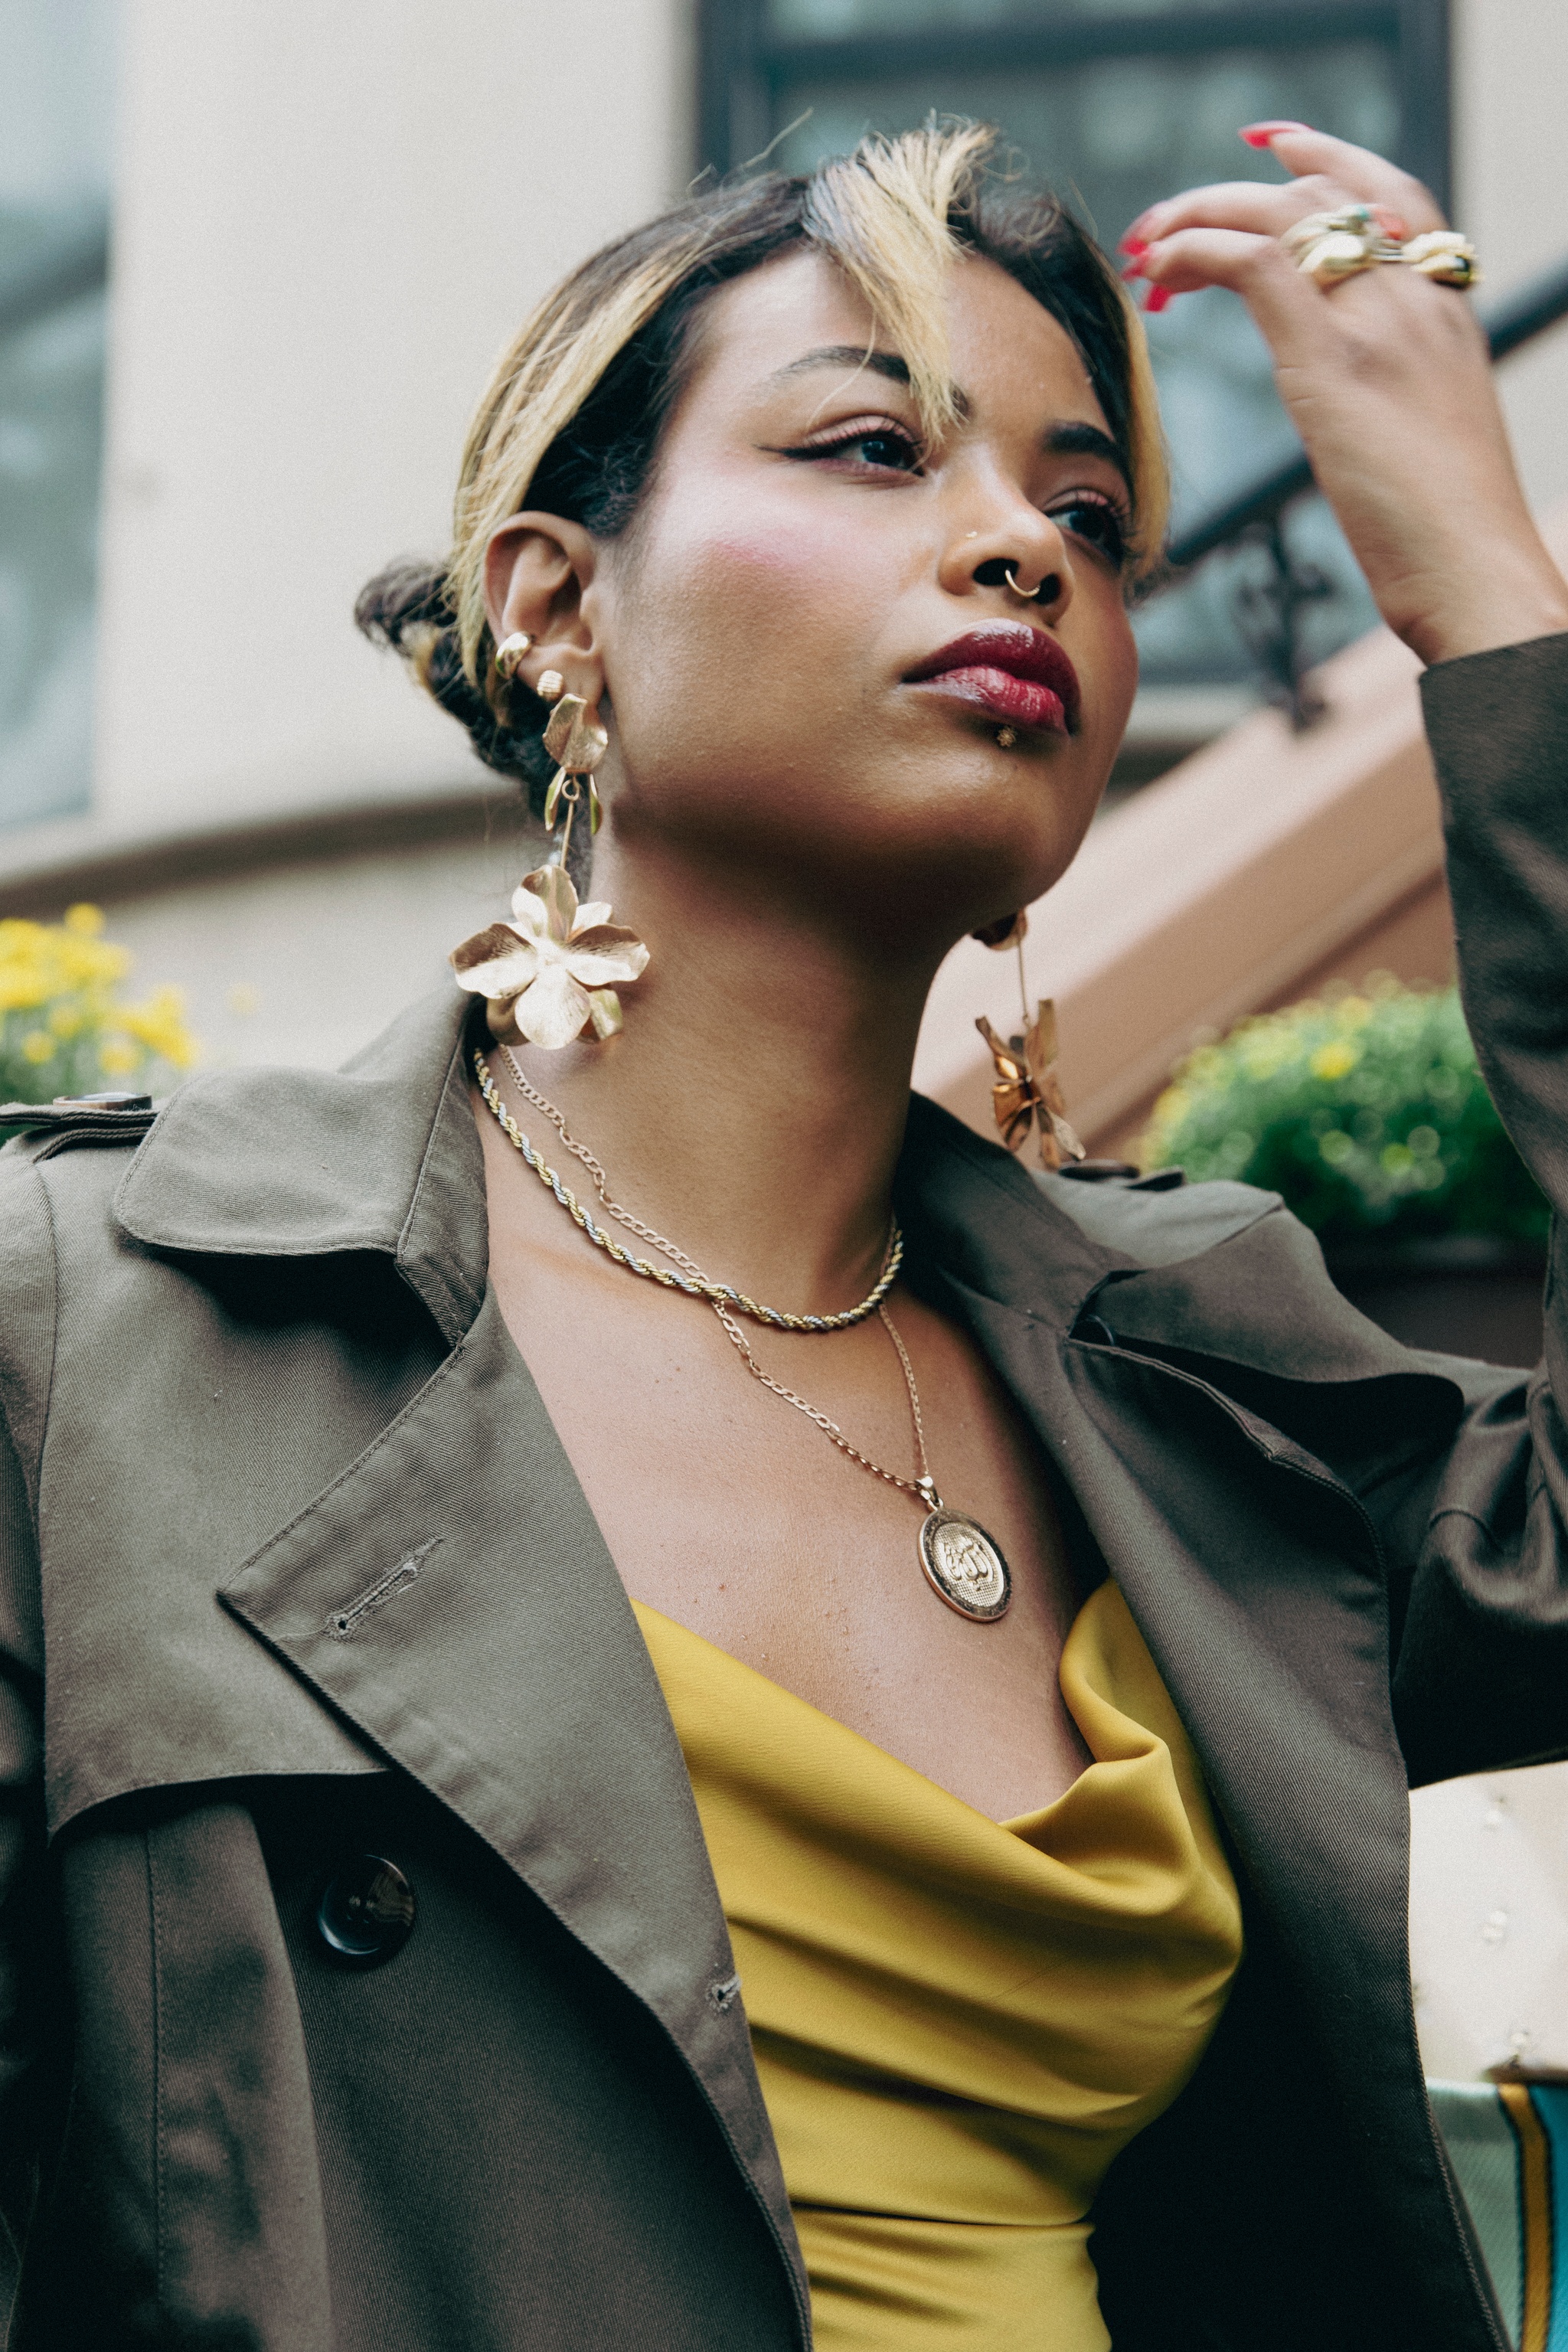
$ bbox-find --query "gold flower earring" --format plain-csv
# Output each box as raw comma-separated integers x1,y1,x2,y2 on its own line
449,661,650,1050
972,911,1084,1170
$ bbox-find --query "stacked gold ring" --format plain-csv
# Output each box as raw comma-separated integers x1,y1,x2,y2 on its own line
1281,204,1480,290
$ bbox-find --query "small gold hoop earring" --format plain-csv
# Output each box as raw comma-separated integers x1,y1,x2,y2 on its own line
1004,569,1044,604
495,631,534,679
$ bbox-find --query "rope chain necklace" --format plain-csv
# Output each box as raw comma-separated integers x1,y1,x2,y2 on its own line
472,1047,901,1331
475,1043,1012,1622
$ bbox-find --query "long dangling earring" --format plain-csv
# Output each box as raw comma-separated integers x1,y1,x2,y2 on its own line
449,664,650,1050
972,910,1085,1170
537,671,607,867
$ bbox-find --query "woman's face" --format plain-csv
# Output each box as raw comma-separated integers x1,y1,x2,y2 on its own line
498,247,1140,950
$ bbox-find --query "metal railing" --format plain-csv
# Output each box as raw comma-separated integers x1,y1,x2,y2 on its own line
1157,251,1568,727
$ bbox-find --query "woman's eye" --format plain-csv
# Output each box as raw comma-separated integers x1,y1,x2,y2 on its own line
1050,495,1129,568
795,428,922,474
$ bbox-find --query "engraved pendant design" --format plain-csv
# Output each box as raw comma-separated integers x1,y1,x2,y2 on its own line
918,1508,1012,1622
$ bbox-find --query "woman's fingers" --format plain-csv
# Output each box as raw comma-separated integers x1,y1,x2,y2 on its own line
1120,130,1567,667
1123,129,1445,253
1132,227,1326,353
1255,125,1446,231
1134,226,1285,298
1126,177,1346,249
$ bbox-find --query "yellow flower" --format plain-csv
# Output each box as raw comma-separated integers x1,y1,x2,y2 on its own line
119,986,197,1069
2,913,201,1096
1311,1041,1359,1082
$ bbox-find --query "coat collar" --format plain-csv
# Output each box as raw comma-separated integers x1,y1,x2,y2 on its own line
114,988,488,1345
109,977,1284,1332
113,985,1449,1390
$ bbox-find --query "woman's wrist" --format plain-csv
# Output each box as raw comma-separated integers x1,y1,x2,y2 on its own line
1392,534,1568,669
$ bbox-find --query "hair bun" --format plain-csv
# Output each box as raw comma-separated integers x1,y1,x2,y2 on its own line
354,558,554,805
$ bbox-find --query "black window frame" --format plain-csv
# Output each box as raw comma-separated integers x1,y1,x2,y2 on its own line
697,0,1451,216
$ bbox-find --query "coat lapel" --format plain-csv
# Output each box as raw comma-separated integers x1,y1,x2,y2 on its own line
111,988,803,2314
217,1281,800,2303
900,1093,1472,2292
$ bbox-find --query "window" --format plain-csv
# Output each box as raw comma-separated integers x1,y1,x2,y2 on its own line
698,0,1449,689
0,0,116,829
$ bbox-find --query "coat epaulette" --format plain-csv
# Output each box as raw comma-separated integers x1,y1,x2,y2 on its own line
0,1094,158,1159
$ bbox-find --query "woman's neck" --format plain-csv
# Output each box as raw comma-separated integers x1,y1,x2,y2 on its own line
503,838,952,1312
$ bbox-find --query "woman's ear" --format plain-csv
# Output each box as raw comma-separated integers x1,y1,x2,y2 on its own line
483,513,603,701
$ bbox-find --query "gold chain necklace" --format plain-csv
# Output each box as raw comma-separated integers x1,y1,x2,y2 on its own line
475,1044,1012,1622
472,1047,901,1331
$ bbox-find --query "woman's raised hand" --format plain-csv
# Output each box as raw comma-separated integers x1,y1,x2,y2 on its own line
1124,125,1568,668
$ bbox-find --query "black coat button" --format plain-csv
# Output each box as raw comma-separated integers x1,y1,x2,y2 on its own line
316,1854,416,1964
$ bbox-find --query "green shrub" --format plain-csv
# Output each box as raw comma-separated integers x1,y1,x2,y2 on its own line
1138,979,1547,1250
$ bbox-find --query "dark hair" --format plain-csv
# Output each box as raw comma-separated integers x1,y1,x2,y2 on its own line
355,135,1158,821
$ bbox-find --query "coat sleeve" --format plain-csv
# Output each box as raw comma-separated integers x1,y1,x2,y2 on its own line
0,1154,55,2313
1379,632,1568,1783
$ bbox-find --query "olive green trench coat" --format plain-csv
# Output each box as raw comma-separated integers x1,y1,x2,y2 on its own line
3,636,1568,2350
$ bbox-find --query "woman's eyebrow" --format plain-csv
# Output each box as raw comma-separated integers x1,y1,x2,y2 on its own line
1047,420,1125,474
768,345,914,390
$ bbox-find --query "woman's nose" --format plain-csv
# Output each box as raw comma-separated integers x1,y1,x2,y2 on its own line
943,513,1074,622
972,554,1065,612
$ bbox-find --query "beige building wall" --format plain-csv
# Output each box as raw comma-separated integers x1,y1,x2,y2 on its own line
9,0,691,878
1455,0,1568,521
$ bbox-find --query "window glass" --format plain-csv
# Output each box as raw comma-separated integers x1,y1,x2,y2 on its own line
0,0,116,829
770,0,1290,31
769,39,1400,681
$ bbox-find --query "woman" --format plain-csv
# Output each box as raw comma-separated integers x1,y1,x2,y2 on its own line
0,118,1562,2352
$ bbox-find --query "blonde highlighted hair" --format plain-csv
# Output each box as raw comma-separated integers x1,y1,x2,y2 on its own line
358,122,1168,806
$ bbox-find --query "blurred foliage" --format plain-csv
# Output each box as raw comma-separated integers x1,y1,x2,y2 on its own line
0,904,197,1105
1139,978,1548,1251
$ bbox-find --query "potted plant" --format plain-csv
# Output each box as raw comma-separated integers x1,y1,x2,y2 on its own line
0,905,198,1108
1139,978,1548,1365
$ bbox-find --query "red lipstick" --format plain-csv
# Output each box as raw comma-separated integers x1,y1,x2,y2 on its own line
905,623,1080,736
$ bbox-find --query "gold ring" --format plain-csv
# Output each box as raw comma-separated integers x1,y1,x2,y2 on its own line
1004,567,1044,603
1280,205,1403,286
1401,230,1481,288
1280,204,1480,290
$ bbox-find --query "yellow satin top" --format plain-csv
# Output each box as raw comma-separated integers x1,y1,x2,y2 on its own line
634,1579,1243,2350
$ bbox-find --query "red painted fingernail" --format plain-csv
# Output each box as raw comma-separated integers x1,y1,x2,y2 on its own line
1119,235,1149,258
1144,285,1172,314
1240,119,1312,149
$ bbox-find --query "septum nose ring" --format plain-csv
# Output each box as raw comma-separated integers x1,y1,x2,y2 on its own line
1004,567,1045,603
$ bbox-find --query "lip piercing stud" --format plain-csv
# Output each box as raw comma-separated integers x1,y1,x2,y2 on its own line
996,727,1018,749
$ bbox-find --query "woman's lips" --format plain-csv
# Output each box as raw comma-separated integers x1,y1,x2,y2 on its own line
917,666,1067,733
904,624,1080,737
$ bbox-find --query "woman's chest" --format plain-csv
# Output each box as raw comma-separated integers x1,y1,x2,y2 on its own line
488,1240,1093,1819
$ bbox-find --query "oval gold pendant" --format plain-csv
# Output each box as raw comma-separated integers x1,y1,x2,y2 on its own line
918,1509,1011,1622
